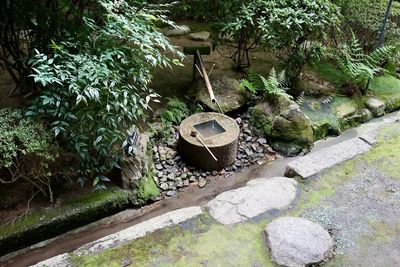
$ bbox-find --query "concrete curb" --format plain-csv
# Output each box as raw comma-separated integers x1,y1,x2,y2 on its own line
31,207,203,267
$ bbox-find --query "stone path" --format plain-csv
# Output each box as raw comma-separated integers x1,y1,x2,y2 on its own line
206,177,297,224
286,137,371,178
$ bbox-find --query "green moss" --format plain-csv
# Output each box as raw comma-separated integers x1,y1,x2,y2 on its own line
370,75,400,112
249,106,273,136
360,124,400,178
0,187,134,255
309,61,347,88
71,214,273,267
137,171,160,205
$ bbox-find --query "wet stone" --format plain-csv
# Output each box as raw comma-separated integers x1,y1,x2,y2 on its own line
198,177,207,188
165,190,177,197
159,183,169,191
155,164,163,171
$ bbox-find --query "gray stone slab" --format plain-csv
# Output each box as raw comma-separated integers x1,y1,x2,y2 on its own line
206,177,297,225
31,253,71,267
265,217,333,267
74,207,202,256
286,138,371,178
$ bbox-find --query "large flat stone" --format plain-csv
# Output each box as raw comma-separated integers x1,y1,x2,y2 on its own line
265,217,333,267
285,138,371,178
206,177,297,225
190,31,210,41
74,207,202,256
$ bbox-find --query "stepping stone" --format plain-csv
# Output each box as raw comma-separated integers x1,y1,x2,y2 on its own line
206,177,297,225
285,137,371,179
365,97,386,117
265,217,333,267
189,31,211,41
162,25,190,37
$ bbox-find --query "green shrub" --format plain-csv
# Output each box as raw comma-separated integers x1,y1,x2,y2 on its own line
219,0,340,79
0,108,59,202
28,0,184,186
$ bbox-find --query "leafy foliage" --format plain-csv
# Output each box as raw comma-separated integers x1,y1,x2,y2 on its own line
241,68,292,100
218,0,340,77
0,108,59,202
334,34,395,93
160,97,190,126
333,0,400,51
28,0,184,186
0,0,98,95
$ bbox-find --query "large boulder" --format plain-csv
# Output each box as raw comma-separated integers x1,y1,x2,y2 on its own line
250,96,313,156
265,217,334,267
192,74,249,113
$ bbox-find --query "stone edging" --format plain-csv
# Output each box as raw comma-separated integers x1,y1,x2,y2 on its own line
31,207,203,267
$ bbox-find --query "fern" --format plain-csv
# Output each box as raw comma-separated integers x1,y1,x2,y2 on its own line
335,34,394,90
296,91,305,106
241,68,293,100
160,97,189,126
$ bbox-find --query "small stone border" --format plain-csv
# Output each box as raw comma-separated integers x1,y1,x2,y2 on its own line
152,114,277,197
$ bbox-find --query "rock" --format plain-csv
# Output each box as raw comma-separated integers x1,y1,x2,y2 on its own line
365,97,386,117
333,101,357,120
167,173,176,181
235,117,243,125
121,130,151,190
189,31,210,41
192,74,249,113
161,25,190,37
285,137,371,178
257,138,267,145
165,190,177,197
206,177,297,225
155,164,163,171
198,177,207,188
121,258,132,267
265,217,333,267
250,96,313,156
159,183,169,191
360,108,373,123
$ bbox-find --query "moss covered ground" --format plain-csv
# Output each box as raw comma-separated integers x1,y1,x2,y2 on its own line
70,123,400,267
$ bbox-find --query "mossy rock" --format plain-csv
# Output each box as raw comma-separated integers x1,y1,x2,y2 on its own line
192,74,249,113
250,96,313,156
137,171,160,205
0,187,135,256
369,75,400,112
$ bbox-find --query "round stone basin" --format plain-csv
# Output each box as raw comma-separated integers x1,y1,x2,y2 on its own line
178,112,240,171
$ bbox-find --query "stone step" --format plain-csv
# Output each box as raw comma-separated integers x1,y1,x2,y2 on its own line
285,137,371,179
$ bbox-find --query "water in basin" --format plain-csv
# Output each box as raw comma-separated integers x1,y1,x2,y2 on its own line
194,119,226,138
